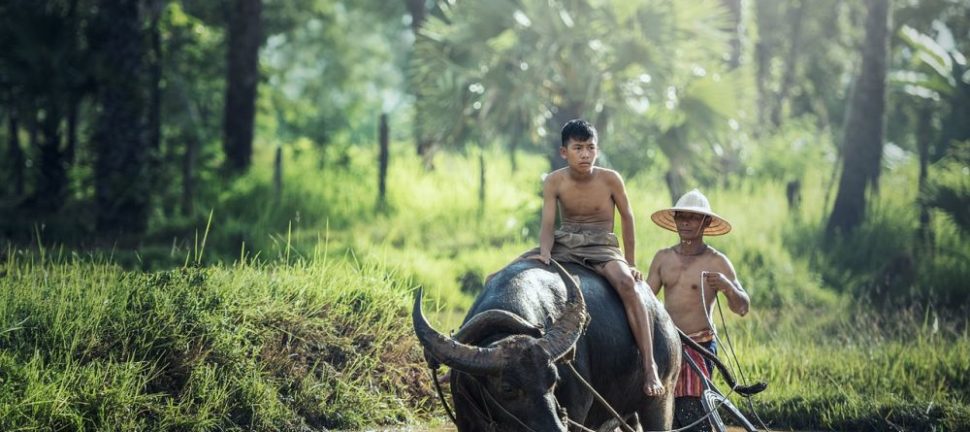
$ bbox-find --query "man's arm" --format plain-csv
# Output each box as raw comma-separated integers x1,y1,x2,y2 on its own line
611,172,639,279
645,250,664,295
528,174,558,264
703,255,749,316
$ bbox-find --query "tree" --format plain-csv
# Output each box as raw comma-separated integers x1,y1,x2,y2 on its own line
0,0,94,211
91,0,150,235
223,0,262,173
402,0,436,168
413,0,739,196
892,24,970,244
826,0,891,237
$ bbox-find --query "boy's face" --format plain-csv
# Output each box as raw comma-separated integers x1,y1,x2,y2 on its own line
560,137,598,174
673,211,711,240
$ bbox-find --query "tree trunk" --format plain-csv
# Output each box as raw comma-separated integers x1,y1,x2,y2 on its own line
65,96,79,165
377,113,389,213
182,130,197,217
916,106,932,250
148,0,163,169
826,0,890,238
93,0,149,236
771,0,804,128
404,0,435,168
664,167,686,205
7,113,24,197
478,149,486,215
754,0,776,130
720,0,742,69
35,107,66,211
273,144,282,200
223,0,262,173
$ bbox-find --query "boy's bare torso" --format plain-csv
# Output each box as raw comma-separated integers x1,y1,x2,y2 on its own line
549,167,619,231
652,246,730,334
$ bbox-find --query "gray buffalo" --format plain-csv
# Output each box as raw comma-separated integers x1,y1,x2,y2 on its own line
413,259,682,431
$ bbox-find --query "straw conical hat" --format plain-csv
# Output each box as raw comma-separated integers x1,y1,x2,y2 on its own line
650,189,732,236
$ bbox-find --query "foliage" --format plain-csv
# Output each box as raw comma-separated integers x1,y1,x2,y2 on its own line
411,0,746,186
923,140,970,235
2,0,970,429
0,251,432,430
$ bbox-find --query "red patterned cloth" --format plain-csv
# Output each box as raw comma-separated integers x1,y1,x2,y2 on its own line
674,330,716,398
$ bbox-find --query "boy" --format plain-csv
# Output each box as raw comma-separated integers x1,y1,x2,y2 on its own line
645,189,750,431
525,119,664,396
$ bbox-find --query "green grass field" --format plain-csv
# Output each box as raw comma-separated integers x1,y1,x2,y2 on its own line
1,144,968,431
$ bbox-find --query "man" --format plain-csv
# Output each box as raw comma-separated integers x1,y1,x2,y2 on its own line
525,119,664,396
646,189,750,430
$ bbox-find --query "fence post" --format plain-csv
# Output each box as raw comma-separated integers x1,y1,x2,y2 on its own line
377,113,389,212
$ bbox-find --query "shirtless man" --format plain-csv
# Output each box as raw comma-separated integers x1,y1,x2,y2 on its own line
646,189,750,431
525,119,664,396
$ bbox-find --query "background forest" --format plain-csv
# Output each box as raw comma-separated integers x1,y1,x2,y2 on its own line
0,0,968,430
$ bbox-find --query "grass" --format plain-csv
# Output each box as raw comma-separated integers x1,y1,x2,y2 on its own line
716,304,970,431
0,248,434,430
1,140,969,430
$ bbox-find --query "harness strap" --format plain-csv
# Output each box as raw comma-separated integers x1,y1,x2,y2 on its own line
566,362,636,432
430,367,457,425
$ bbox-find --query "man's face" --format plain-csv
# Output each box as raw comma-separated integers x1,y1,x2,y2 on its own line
673,211,711,240
560,137,598,174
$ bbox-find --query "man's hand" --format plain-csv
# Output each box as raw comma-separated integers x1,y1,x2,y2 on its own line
527,254,551,265
702,271,732,292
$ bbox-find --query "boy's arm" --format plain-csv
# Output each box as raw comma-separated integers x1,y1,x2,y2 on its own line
527,174,558,264
645,250,664,295
611,172,639,279
704,255,750,316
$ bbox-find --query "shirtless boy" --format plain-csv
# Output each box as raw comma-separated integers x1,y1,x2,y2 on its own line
645,189,750,430
525,119,664,396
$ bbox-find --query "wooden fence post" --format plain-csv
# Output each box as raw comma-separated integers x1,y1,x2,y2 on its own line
377,113,389,212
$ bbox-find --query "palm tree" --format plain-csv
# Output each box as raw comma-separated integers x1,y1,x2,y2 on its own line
412,0,740,201
893,24,970,239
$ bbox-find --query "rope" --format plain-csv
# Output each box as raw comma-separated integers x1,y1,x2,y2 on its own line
565,358,738,432
702,272,772,432
714,296,773,432
565,362,637,432
430,367,457,425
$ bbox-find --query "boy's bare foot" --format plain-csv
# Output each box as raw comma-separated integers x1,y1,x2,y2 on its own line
643,365,664,396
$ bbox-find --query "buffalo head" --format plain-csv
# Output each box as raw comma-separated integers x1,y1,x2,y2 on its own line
412,263,587,431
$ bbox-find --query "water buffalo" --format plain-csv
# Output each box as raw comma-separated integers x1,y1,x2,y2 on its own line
413,259,682,431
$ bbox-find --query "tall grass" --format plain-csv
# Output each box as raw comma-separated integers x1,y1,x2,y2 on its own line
0,249,433,430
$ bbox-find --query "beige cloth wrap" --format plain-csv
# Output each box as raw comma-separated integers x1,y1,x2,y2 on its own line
522,223,628,270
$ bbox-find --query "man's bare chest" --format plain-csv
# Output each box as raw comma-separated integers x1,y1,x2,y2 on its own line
661,255,710,292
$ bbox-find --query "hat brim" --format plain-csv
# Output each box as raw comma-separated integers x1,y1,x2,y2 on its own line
650,208,732,236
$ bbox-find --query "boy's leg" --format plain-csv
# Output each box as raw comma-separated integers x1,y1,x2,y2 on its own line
599,260,664,396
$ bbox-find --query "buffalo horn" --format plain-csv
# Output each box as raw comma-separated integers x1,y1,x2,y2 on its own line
537,260,588,362
412,287,508,374
454,309,543,344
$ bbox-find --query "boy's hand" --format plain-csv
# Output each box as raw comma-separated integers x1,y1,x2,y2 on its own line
527,254,551,265
703,271,731,292
630,267,643,282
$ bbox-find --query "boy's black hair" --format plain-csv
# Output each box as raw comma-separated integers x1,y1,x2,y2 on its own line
561,119,597,147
